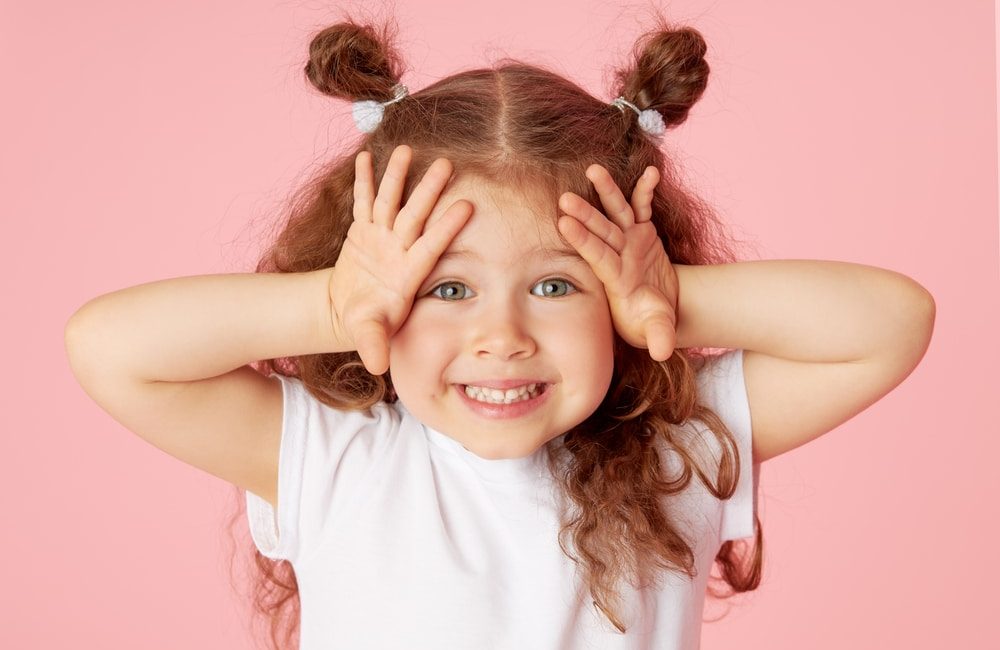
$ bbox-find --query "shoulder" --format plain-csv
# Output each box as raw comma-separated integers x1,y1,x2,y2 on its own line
268,375,412,464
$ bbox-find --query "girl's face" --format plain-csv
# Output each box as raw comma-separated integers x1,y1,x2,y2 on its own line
388,176,616,460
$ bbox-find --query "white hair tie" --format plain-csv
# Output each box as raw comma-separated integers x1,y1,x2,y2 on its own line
352,83,409,133
610,96,666,137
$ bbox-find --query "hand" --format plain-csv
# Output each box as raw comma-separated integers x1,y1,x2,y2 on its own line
330,145,473,375
556,164,679,361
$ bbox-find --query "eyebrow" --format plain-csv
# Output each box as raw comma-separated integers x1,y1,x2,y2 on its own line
437,247,585,264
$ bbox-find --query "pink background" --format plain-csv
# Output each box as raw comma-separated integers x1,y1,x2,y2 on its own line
3,0,997,648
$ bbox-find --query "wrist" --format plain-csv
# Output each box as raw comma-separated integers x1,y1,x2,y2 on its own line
312,267,350,354
672,264,698,350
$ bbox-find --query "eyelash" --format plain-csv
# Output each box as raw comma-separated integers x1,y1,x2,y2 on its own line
428,278,578,301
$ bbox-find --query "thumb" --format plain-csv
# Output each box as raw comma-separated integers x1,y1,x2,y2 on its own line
354,318,390,375
644,316,676,362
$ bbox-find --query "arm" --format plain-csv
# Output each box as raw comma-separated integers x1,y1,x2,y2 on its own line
63,144,459,504
64,268,345,507
65,268,344,383
552,165,935,460
673,260,936,462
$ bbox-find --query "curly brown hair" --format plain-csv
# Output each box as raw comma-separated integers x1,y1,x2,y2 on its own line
224,12,763,649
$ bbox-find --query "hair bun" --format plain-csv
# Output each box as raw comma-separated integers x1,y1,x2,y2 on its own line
303,21,406,102
613,23,710,130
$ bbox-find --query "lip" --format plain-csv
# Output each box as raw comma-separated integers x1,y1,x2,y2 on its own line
455,382,552,420
461,379,549,389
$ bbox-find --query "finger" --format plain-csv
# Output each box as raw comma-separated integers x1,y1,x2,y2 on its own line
630,166,659,224
557,191,626,254
355,319,389,375
645,317,676,362
403,199,474,292
353,151,376,223
373,145,412,229
585,164,636,232
394,157,454,249
556,214,623,287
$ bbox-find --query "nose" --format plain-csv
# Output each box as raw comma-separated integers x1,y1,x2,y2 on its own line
469,299,537,361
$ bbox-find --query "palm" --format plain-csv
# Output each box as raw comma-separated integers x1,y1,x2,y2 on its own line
329,146,473,375
332,221,415,339
556,164,679,361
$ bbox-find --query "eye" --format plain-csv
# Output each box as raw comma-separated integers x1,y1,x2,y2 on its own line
430,281,476,301
531,278,577,298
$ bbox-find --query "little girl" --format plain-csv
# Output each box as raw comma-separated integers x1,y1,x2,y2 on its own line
64,17,935,650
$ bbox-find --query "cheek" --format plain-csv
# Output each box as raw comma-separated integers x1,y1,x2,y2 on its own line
589,306,617,386
583,300,615,344
555,307,615,379
388,311,453,372
594,331,617,387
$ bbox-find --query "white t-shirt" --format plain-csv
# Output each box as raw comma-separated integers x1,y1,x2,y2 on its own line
246,348,759,650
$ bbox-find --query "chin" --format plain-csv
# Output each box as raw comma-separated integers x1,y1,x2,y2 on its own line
468,437,547,460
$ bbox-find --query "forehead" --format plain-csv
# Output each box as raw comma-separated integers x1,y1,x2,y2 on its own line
430,176,566,253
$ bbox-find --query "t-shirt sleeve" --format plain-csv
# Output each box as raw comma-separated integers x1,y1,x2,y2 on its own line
245,373,397,564
695,349,760,542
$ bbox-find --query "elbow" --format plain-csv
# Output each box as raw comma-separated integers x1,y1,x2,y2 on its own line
64,309,92,355
909,281,936,331
65,300,95,338
64,305,103,375
901,282,936,364
64,313,93,378
894,273,936,327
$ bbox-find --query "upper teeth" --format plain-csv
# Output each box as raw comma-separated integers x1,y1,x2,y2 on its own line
464,383,541,404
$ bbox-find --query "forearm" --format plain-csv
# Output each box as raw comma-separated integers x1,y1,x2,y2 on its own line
65,268,345,383
673,260,935,362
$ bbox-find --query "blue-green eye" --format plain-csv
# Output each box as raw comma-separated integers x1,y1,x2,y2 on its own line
430,281,475,301
531,278,577,297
